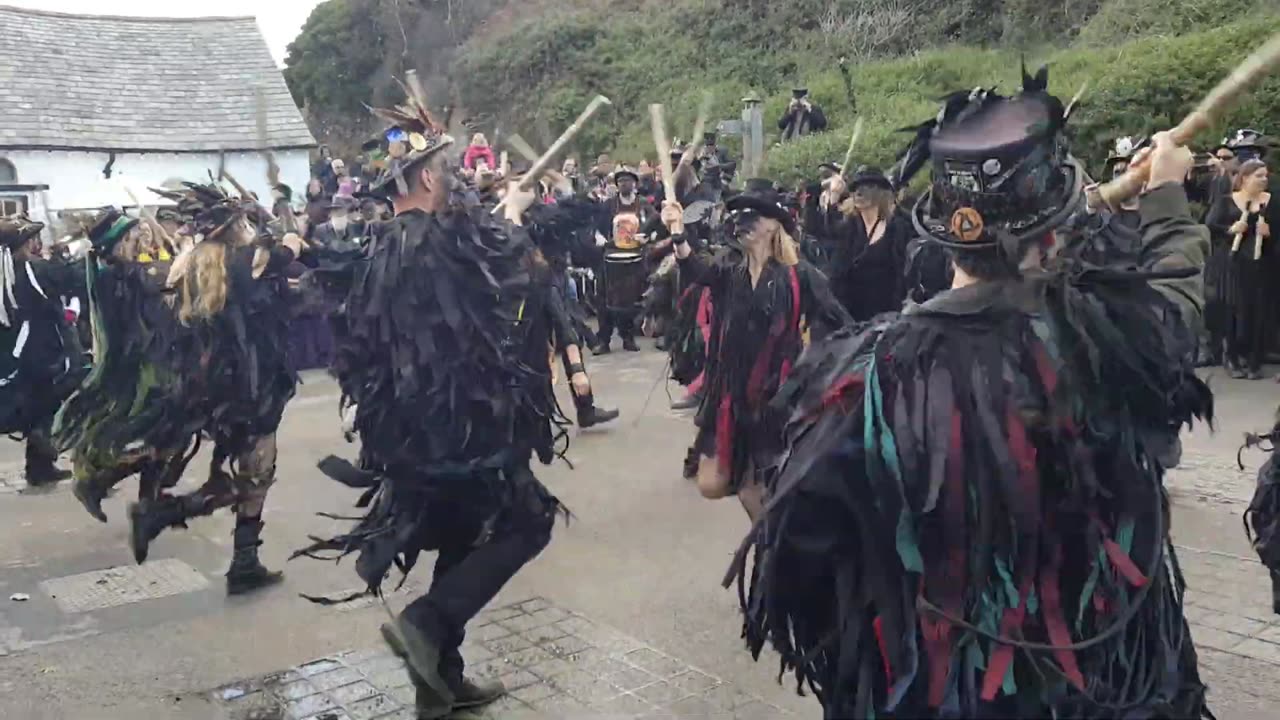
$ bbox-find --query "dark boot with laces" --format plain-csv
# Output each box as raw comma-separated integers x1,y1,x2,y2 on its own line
128,494,211,564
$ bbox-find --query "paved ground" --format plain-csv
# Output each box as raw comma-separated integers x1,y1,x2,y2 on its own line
1,352,1279,719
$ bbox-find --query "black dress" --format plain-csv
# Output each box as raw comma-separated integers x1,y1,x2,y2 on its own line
822,211,913,322
1205,194,1280,373
678,249,850,492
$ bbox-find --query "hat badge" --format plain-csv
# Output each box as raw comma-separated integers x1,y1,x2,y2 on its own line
950,207,985,243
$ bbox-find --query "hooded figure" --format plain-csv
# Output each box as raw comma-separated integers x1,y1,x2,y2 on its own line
729,67,1214,719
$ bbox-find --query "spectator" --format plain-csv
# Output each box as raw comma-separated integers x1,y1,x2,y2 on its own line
325,159,349,196
304,179,329,239
778,87,827,141
311,196,365,253
312,145,335,187
463,133,497,171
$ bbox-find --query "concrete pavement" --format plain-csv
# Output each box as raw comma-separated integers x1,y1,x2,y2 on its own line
0,354,1278,719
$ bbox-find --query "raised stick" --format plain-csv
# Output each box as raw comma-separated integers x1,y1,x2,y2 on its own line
840,117,866,178
492,97,612,214
1100,32,1280,207
673,92,714,180
651,104,676,203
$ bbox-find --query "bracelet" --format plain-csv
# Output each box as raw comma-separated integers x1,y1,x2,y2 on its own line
568,363,586,376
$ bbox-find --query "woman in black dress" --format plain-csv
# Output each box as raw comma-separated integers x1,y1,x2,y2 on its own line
826,167,913,321
669,181,851,519
1206,159,1279,379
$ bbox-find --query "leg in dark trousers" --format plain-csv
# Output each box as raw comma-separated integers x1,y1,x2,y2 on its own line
617,310,639,352
1272,569,1280,615
395,466,556,714
594,312,617,352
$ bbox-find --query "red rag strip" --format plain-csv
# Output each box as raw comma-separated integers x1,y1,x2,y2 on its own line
1089,511,1150,588
716,393,733,477
1041,543,1087,691
980,579,1034,701
873,616,894,685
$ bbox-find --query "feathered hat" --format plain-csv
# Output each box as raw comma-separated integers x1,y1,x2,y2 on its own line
361,77,454,198
893,63,1083,254
150,183,245,242
1105,136,1148,177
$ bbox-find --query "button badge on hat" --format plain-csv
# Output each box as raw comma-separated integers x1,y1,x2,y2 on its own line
950,207,985,243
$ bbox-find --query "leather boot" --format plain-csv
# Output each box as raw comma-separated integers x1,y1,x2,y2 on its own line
128,495,210,564
574,391,619,429
381,617,454,718
591,340,611,355
622,336,640,352
24,436,70,487
225,516,284,595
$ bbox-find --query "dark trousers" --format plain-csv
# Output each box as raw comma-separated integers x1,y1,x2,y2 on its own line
24,415,58,472
403,465,555,685
596,309,637,345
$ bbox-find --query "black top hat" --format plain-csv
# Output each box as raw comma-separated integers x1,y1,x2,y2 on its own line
362,85,455,198
1105,136,1146,167
0,214,44,250
725,178,796,235
86,207,140,254
849,166,893,191
1225,128,1268,160
900,65,1083,253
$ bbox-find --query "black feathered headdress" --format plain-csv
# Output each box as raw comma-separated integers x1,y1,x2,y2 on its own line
361,80,455,198
150,183,245,242
894,63,1083,255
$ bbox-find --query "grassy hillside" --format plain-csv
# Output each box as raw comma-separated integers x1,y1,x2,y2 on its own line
449,0,1279,185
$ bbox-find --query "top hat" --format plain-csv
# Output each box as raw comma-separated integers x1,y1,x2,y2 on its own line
725,178,796,235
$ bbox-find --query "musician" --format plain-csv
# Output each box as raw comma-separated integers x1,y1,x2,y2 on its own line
592,167,655,353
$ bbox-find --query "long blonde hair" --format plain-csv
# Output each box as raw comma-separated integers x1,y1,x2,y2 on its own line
773,225,800,266
839,185,895,221
178,240,228,324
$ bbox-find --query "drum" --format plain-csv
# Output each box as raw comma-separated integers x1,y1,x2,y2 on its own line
603,250,647,311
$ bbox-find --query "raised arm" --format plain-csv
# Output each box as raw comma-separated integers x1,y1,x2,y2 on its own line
1136,133,1209,329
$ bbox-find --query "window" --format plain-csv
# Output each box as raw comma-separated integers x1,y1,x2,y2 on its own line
0,159,15,184
0,197,27,215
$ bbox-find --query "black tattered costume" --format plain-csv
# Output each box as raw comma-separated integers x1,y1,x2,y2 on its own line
727,71,1215,718
296,97,567,718
55,192,298,594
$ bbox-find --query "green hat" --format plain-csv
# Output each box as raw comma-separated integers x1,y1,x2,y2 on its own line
87,208,139,254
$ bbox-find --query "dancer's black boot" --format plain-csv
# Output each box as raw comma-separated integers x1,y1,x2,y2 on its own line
225,516,284,595
574,390,619,429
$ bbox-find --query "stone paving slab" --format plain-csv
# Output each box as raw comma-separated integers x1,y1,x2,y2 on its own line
39,558,211,613
207,596,792,720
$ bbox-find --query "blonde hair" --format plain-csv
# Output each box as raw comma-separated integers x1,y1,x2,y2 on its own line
178,240,228,324
773,225,800,266
839,185,895,220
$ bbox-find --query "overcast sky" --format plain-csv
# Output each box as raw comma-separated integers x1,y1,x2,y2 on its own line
5,0,324,65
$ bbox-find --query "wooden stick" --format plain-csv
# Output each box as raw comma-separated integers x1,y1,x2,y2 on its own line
506,134,541,164
1100,32,1280,207
499,150,510,178
673,92,714,180
491,97,612,214
651,104,676,203
123,186,178,251
518,95,611,192
839,117,866,178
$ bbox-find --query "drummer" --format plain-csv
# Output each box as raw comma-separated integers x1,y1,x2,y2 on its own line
592,167,656,353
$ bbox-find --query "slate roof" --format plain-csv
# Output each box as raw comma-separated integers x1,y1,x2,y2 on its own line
0,6,316,153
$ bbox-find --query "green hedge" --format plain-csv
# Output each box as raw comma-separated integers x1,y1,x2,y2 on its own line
452,2,1279,187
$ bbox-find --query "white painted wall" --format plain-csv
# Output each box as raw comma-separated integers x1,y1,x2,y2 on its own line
0,148,312,221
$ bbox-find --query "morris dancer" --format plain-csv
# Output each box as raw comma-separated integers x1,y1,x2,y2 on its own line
729,70,1214,718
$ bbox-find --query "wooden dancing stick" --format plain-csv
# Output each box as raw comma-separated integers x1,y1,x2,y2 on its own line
650,104,676,203
1100,31,1280,207
519,96,612,192
673,92,715,179
491,96,613,214
839,117,866,178
506,134,541,164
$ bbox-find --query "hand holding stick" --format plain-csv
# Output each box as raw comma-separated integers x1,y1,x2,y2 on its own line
1099,32,1280,208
